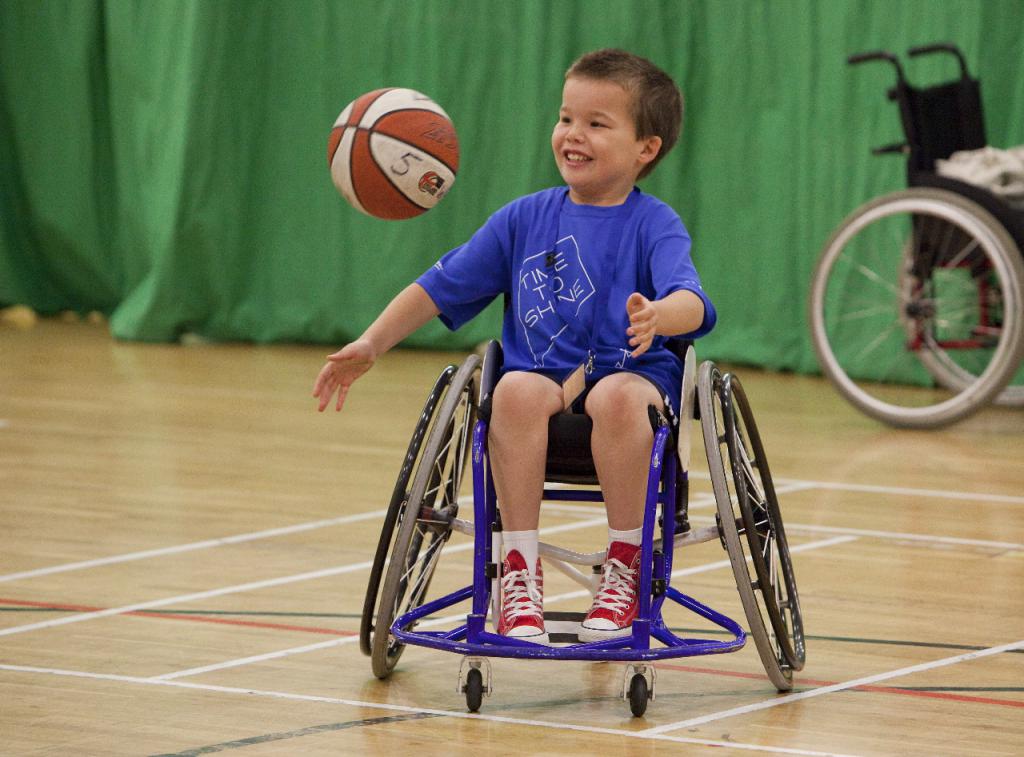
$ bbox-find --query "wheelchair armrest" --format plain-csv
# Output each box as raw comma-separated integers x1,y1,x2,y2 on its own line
477,340,503,421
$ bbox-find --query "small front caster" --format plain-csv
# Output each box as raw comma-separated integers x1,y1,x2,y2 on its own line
465,667,484,712
457,656,492,712
628,673,648,717
622,663,655,717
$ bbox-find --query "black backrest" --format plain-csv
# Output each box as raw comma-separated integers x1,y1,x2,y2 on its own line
894,76,986,174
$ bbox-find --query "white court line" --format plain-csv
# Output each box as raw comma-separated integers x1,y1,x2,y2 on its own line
4,473,1018,586
771,476,1024,506
153,535,857,681
0,515,609,639
678,514,1022,552
0,562,372,637
686,470,1024,505
0,509,388,584
640,639,1024,735
0,663,857,757
545,535,858,604
780,522,1023,551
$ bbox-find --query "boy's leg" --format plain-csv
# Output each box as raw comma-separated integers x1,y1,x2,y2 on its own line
488,371,563,642
585,372,663,530
488,371,564,531
579,372,663,641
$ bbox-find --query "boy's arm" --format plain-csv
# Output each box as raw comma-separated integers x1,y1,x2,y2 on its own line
626,290,705,357
314,283,441,412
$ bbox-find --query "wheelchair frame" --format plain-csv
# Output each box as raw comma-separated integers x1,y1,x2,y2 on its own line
809,43,1024,428
359,341,804,716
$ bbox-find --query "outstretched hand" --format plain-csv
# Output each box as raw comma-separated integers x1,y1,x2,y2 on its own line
626,292,658,357
313,339,377,412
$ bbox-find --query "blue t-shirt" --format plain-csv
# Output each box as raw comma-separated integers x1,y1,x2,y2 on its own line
417,186,716,405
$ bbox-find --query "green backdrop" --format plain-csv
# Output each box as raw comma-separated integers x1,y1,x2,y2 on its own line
2,0,1022,373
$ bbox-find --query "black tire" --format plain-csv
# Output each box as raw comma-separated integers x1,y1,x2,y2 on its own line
370,355,479,679
699,362,805,691
809,188,1024,427
464,667,484,713
359,366,456,656
628,673,649,718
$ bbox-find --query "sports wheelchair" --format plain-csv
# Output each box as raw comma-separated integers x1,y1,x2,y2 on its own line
809,43,1024,428
358,339,804,716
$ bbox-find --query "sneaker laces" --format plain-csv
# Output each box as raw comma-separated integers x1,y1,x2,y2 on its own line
591,557,637,615
501,567,542,622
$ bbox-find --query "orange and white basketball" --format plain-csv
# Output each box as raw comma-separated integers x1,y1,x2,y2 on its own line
327,88,460,220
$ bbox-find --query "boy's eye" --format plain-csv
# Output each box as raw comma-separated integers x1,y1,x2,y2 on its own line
590,121,605,128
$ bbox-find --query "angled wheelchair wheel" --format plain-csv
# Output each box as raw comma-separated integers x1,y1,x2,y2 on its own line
809,188,1024,427
699,361,805,691
370,354,479,679
359,365,456,656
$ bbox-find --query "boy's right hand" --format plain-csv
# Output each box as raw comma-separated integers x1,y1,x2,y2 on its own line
313,339,377,412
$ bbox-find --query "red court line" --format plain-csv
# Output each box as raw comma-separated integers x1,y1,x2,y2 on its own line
656,662,1024,709
5,597,1020,709
0,598,355,637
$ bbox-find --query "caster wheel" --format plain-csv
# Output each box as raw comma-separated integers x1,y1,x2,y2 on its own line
628,673,649,717
464,667,484,713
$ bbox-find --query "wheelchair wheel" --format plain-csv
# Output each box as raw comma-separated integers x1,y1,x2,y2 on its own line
699,361,804,691
809,188,1024,428
359,365,456,656
369,354,480,679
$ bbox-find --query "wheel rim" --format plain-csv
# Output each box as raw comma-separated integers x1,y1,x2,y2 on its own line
699,361,799,690
723,374,805,670
360,366,455,656
370,356,478,677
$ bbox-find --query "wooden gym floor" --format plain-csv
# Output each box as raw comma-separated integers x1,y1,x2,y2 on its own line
1,316,1021,756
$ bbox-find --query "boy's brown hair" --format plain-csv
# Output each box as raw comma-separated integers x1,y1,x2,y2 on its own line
565,49,683,179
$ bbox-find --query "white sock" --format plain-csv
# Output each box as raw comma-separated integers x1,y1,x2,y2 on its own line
503,529,539,574
608,526,642,547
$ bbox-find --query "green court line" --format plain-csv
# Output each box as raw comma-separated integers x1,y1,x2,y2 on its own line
148,712,444,756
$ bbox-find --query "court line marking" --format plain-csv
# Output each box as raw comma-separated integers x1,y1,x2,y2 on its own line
151,535,856,681
0,516,609,639
0,663,857,757
2,474,1017,586
0,509,389,584
640,639,1024,735
778,522,1022,551
543,535,857,604
770,475,1024,505
686,470,1024,505
547,503,1022,551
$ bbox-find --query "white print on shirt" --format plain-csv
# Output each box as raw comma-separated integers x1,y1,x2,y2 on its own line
615,348,631,368
517,235,595,367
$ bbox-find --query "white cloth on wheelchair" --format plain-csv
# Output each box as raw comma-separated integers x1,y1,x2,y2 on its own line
936,146,1024,209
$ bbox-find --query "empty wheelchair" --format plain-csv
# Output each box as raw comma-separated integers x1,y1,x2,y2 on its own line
359,339,804,716
809,43,1024,428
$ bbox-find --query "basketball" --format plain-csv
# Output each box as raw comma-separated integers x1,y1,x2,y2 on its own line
327,88,460,220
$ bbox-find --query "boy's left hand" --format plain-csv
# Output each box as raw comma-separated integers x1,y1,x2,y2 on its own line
626,292,657,357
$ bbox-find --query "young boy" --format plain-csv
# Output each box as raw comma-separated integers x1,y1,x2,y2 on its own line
314,49,715,644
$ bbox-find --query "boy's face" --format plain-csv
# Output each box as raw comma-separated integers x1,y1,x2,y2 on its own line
552,76,662,206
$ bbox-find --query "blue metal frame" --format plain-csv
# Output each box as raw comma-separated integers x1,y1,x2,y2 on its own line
391,417,747,662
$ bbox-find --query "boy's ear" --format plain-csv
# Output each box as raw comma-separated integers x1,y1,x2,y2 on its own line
637,135,663,166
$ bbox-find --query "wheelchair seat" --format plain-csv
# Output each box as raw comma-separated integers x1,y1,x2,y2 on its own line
477,338,686,498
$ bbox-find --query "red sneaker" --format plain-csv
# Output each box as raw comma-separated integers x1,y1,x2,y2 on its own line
578,541,642,642
496,550,548,644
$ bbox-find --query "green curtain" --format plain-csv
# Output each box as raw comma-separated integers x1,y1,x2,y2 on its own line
2,0,1022,373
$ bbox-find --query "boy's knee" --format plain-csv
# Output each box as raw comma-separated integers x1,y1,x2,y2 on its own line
585,375,660,426
492,371,562,420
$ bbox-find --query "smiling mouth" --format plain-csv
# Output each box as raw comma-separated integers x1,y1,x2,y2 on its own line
564,151,592,164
